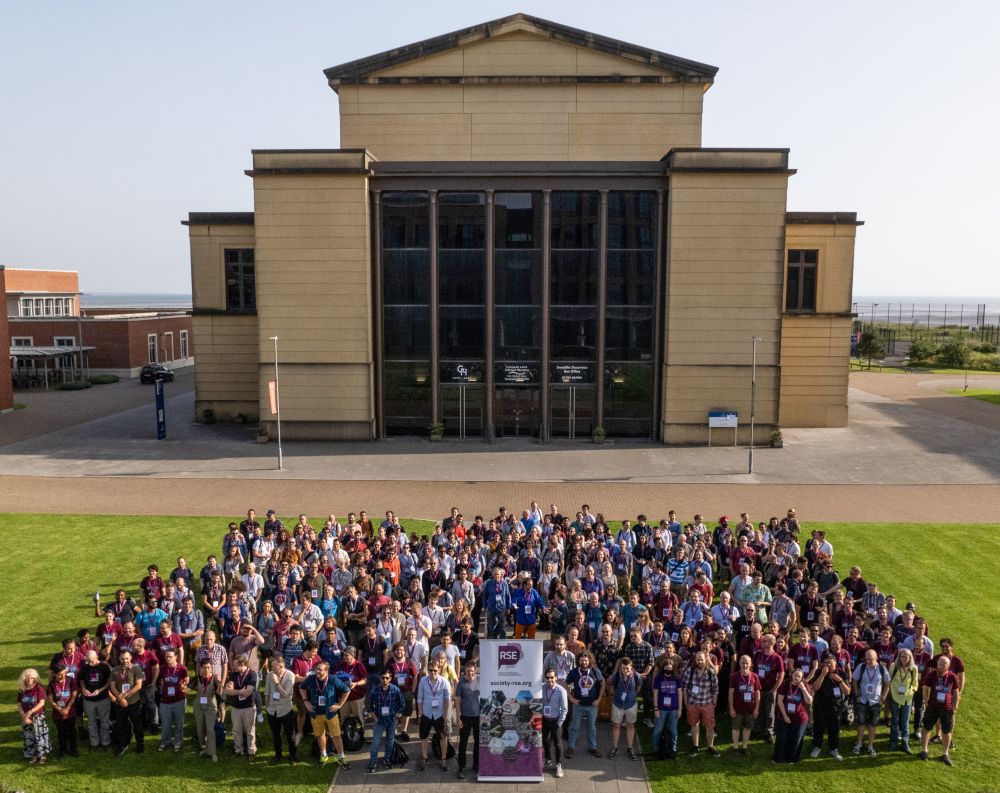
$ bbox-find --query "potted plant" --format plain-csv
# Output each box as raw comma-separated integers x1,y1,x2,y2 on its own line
256,424,269,444
770,428,783,448
428,423,445,441
592,425,607,445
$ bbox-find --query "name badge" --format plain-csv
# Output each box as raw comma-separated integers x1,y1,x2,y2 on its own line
807,611,814,621
743,691,752,702
524,605,532,615
619,692,627,704
833,688,841,698
318,696,326,706
381,706,390,716
691,685,700,694
199,696,208,705
580,683,592,695
671,632,679,642
121,684,130,693
865,684,874,695
311,590,319,598
936,691,946,703
167,686,176,696
543,705,553,717
662,608,670,617
459,650,466,659
653,648,663,657
431,698,442,708
397,674,407,685
589,622,597,630
897,685,906,695
272,691,281,700
368,657,377,666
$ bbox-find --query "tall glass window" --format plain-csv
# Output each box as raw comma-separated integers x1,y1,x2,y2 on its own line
382,192,431,435
604,191,657,437
550,192,599,363
495,192,542,363
438,192,486,362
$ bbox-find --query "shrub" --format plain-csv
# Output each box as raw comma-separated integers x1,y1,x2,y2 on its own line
973,341,998,354
938,338,971,368
857,325,885,366
201,408,216,424
87,374,119,385
58,380,91,391
908,336,937,361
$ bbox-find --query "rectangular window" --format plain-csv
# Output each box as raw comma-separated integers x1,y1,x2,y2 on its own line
786,249,818,312
180,330,189,359
54,337,75,370
19,298,32,317
12,336,33,347
164,331,174,361
225,249,256,312
147,333,158,363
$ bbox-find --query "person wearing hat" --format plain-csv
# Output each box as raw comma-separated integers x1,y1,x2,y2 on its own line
511,572,544,639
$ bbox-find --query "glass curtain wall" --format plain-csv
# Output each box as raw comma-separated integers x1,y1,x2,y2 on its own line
604,191,657,437
438,193,486,436
381,192,431,435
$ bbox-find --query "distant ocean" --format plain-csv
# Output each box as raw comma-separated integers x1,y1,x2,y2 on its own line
82,292,192,309
853,295,1000,327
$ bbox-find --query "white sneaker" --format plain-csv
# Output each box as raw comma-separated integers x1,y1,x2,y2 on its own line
257,713,264,724
555,763,564,778
810,746,822,758
293,732,302,747
830,749,843,761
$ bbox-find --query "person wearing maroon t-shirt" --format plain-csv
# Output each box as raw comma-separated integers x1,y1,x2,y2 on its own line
796,582,825,629
140,565,165,602
46,665,79,757
49,639,84,685
154,621,185,667
919,655,961,766
291,641,322,743
727,655,760,755
753,634,784,742
737,623,764,669
157,649,188,752
773,668,813,763
387,641,419,741
789,629,819,683
927,638,964,746
97,611,123,653
130,637,160,731
18,668,50,764
910,636,933,740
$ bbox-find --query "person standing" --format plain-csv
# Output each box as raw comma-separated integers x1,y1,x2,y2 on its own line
46,665,78,757
651,655,683,760
109,650,145,756
682,651,720,758
753,633,784,744
264,655,298,765
303,661,352,767
541,667,568,778
565,651,605,759
773,667,813,763
511,573,544,639
416,661,452,772
728,654,760,756
455,661,481,779
608,657,647,760
366,670,404,773
809,653,849,760
851,649,889,756
193,658,223,762
224,655,258,759
157,648,189,753
919,655,961,766
483,567,512,639
79,649,112,751
887,648,919,753
18,669,50,764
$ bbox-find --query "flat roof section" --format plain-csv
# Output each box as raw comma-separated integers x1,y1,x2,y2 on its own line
786,211,864,226
182,212,254,226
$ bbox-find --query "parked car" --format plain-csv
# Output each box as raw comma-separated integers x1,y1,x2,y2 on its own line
140,364,174,384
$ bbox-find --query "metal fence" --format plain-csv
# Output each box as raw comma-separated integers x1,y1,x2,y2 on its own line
853,302,997,331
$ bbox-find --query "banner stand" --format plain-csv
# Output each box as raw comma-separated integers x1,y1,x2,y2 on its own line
477,639,544,783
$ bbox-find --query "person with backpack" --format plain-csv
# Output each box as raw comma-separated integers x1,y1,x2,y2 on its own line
365,669,405,773
302,661,351,768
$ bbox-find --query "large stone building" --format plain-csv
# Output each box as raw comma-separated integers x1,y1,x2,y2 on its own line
185,13,860,442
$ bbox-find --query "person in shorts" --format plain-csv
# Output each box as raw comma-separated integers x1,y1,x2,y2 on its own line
728,654,760,755
851,649,889,756
919,655,961,766
416,661,452,771
607,656,645,760
302,661,350,767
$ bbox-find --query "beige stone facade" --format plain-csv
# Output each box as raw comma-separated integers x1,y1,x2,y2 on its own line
185,13,859,442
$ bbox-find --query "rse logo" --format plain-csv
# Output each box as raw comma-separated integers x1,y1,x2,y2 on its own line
498,644,521,668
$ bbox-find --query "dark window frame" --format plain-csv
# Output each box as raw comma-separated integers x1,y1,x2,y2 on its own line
786,249,818,313
224,248,256,313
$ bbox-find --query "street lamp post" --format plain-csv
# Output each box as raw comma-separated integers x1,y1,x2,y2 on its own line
269,336,283,471
749,336,763,474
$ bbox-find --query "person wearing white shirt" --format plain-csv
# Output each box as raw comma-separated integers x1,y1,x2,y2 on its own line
406,604,433,650
241,564,265,606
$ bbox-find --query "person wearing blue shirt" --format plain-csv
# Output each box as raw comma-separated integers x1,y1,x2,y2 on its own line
481,568,511,639
365,671,404,773
302,661,351,767
134,599,169,643
511,573,544,639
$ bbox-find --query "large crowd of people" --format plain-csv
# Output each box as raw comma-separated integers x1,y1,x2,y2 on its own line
18,504,966,776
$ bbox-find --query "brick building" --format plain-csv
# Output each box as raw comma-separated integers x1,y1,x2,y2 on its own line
0,268,13,411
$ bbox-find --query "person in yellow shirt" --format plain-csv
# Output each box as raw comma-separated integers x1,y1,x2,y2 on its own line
887,648,919,753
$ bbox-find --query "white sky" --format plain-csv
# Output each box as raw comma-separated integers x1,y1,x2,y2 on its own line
1,1,997,297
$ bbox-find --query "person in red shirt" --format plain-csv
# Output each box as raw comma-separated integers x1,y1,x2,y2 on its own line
157,649,189,752
18,668,50,764
773,668,813,763
291,641,322,743
97,611,122,654
753,633,785,743
919,655,961,766
47,665,79,757
48,638,84,685
140,565,165,602
131,637,161,731
789,629,819,683
335,646,369,725
728,654,760,755
387,641,420,741
154,620,185,667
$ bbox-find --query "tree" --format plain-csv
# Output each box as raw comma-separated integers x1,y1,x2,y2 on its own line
939,338,971,369
857,325,886,370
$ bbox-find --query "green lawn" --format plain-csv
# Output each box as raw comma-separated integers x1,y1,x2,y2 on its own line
1,515,997,792
944,388,1000,406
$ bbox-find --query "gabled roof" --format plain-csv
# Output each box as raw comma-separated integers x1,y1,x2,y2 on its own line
324,13,718,87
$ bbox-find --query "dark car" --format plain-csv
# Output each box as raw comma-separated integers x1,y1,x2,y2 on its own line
140,364,174,384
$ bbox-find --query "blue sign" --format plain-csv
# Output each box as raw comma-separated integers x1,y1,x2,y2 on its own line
708,411,738,428
155,380,166,440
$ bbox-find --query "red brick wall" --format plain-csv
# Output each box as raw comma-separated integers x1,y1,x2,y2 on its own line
0,270,13,410
7,314,194,371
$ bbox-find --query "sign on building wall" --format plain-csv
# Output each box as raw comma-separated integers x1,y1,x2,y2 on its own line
495,363,539,385
551,362,594,383
478,639,544,782
708,411,738,428
441,362,484,383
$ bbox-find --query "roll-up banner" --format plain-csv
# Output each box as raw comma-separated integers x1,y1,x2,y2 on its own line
478,639,544,782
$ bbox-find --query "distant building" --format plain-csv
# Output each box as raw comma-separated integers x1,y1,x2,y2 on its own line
6,267,194,383
0,268,13,410
185,13,860,442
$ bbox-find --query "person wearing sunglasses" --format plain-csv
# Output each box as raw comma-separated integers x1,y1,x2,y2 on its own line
365,670,404,773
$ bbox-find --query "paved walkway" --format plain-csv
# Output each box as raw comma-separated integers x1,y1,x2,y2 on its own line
329,721,648,793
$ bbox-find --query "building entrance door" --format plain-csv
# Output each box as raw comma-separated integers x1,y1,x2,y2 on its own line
494,387,540,439
441,385,483,439
550,385,594,439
